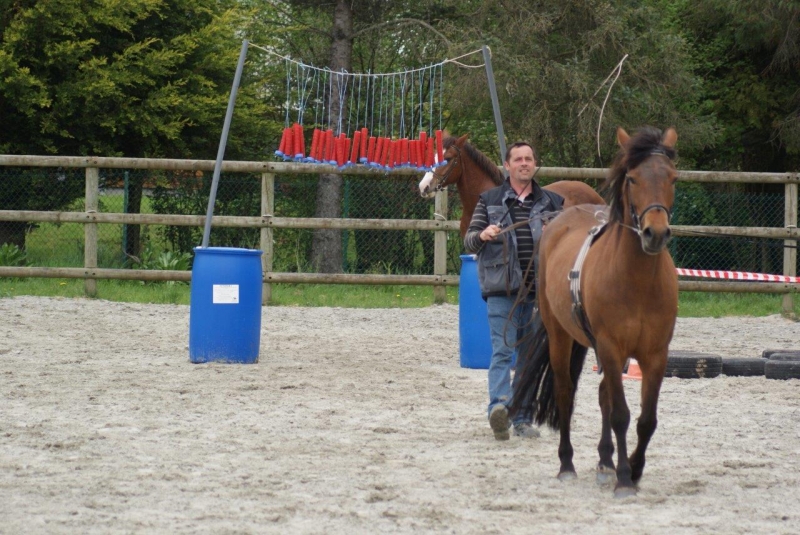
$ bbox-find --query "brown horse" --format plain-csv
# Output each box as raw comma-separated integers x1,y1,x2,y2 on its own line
418,134,605,236
510,126,679,498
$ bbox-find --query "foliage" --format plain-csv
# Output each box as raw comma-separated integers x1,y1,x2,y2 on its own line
0,242,26,266
150,170,264,251
0,0,283,248
436,0,718,168
670,0,800,171
129,240,191,285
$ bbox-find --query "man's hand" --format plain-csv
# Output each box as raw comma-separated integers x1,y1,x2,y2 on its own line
480,224,502,242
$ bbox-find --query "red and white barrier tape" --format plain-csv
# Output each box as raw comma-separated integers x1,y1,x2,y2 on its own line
676,268,800,284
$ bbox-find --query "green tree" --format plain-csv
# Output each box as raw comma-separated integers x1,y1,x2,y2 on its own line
672,0,800,171
669,0,800,275
0,0,278,252
430,0,714,168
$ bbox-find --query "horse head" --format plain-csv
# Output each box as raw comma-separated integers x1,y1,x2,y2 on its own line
417,133,469,197
607,126,678,255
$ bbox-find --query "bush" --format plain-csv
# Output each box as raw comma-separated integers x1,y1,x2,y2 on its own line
129,242,191,284
0,243,27,266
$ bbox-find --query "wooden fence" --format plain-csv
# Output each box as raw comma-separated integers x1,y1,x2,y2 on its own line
0,155,797,312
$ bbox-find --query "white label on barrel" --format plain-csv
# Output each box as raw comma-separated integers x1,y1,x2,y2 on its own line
212,284,239,304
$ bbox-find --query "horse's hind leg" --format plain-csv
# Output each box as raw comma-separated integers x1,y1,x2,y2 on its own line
629,360,665,483
596,374,616,485
548,326,579,481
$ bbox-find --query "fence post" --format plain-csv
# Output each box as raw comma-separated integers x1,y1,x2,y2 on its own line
261,172,275,305
433,190,448,304
84,167,99,297
783,181,798,316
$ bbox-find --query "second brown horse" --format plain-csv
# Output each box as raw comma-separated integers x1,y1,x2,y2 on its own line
418,134,605,236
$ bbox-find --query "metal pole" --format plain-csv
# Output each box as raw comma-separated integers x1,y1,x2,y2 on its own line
482,45,507,171
201,39,249,248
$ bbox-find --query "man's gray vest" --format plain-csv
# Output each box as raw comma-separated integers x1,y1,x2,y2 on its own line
477,181,564,299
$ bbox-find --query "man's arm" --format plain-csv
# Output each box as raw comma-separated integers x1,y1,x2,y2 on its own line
464,197,491,253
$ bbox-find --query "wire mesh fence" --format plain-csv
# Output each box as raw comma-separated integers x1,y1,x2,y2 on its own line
0,165,796,278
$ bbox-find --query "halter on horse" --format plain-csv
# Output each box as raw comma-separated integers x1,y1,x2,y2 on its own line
510,126,679,498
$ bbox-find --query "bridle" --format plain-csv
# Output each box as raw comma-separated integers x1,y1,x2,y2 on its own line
430,145,462,192
622,149,674,236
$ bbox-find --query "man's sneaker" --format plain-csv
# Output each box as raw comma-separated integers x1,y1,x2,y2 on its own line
513,422,540,438
489,405,510,441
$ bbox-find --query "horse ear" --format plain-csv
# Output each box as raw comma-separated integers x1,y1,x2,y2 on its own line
616,127,630,147
662,127,678,148
456,133,469,146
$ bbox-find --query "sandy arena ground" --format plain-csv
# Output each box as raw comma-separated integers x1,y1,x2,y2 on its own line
1,295,799,534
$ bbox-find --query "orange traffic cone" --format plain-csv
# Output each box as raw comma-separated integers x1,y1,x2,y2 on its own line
623,359,642,381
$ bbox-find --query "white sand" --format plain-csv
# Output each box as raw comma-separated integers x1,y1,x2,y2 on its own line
1,296,799,534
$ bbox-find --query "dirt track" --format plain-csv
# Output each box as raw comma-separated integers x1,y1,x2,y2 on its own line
1,296,799,534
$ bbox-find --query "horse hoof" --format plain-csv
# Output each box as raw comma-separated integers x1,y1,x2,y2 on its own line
557,470,577,482
596,466,616,486
613,486,637,499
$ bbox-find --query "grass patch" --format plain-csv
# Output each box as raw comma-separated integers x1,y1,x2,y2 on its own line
0,277,796,316
0,278,459,308
269,284,458,308
677,292,798,318
0,278,191,305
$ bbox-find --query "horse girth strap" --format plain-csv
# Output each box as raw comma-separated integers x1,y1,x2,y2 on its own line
568,223,607,349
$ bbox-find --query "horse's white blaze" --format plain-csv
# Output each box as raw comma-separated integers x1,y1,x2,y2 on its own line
419,171,436,198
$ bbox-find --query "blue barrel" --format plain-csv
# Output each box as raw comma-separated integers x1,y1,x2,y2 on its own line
459,254,493,369
189,247,263,364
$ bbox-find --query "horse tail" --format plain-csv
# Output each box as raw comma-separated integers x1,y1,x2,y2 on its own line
510,316,589,430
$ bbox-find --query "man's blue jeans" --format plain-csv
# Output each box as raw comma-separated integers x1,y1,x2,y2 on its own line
486,295,535,425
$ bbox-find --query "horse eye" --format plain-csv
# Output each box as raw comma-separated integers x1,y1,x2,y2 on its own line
626,176,636,185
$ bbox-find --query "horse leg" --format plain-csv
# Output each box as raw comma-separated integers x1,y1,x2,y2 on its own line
549,327,579,481
596,344,635,497
629,358,665,484
596,374,616,486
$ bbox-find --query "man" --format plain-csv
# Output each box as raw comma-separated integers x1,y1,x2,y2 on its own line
463,142,564,440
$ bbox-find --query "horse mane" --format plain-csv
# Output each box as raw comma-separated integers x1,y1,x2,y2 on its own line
603,126,677,223
443,136,504,185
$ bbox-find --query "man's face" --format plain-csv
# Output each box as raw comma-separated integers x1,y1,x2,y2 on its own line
504,145,536,184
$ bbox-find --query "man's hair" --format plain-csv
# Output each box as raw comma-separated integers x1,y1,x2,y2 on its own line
504,141,537,163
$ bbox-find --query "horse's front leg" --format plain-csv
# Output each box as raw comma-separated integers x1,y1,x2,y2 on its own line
629,354,666,484
597,344,634,497
549,330,578,480
596,373,616,485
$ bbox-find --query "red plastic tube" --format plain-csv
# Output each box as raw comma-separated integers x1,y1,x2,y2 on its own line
344,137,352,165
323,129,334,162
435,130,444,163
350,131,361,163
309,128,321,161
367,136,378,163
375,137,387,165
293,123,305,158
319,130,328,161
425,137,435,167
360,128,369,160
386,140,396,168
278,127,291,155
337,135,346,167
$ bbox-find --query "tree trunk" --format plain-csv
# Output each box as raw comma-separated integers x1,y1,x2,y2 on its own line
125,174,144,262
310,0,352,273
